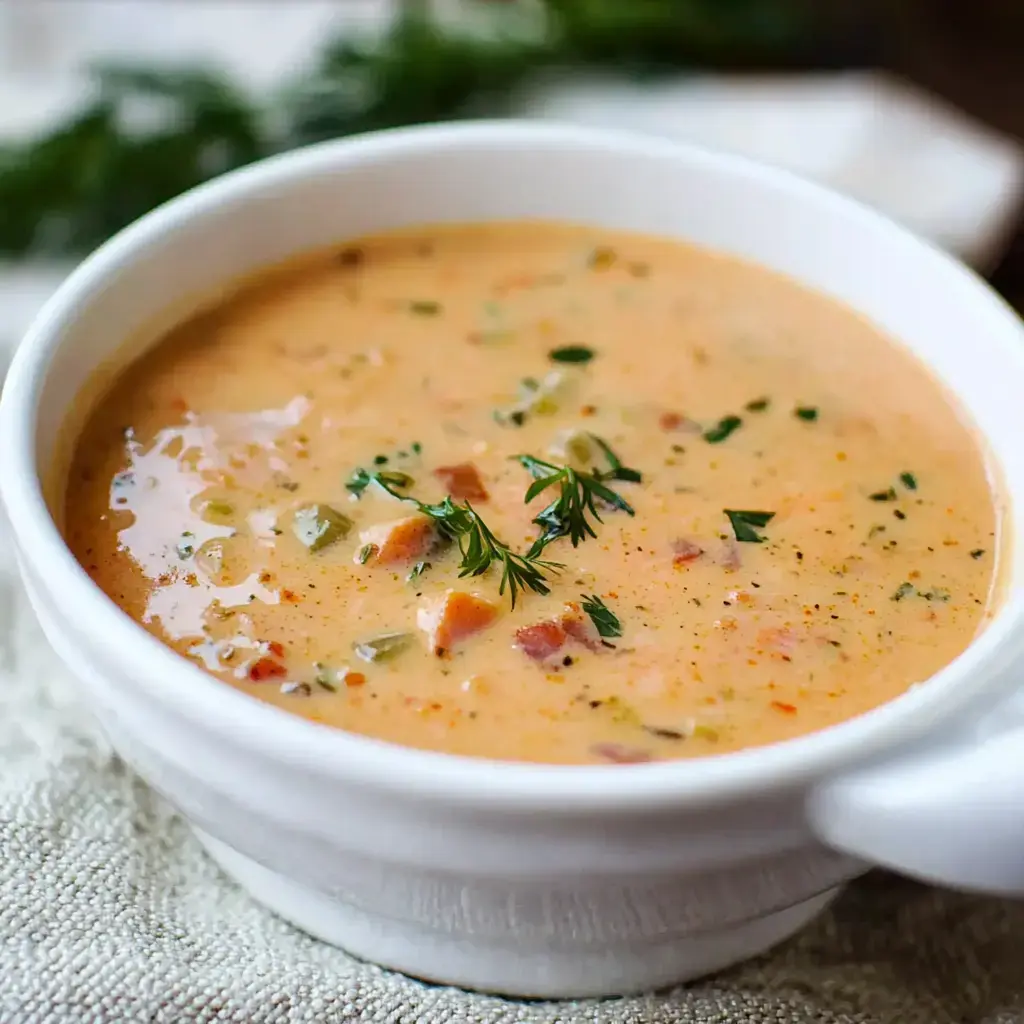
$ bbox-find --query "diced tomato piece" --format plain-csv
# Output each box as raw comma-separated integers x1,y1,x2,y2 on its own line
248,657,286,682
672,538,703,565
591,742,652,764
418,590,498,656
514,621,567,661
433,463,489,502
359,516,436,564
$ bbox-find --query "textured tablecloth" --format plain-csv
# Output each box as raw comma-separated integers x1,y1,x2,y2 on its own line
1,463,1024,1024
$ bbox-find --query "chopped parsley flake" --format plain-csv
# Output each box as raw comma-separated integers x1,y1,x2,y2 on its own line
407,561,431,582
794,406,818,421
548,345,595,364
580,593,622,638
703,415,743,444
869,488,897,502
745,397,770,413
900,471,918,490
724,509,775,543
409,300,441,316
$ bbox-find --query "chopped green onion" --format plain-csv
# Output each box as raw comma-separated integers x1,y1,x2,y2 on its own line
292,504,353,552
353,632,414,663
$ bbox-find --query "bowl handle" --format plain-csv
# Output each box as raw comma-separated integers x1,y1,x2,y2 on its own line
807,723,1024,893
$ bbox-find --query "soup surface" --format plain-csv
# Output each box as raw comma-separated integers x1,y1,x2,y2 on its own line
66,222,999,764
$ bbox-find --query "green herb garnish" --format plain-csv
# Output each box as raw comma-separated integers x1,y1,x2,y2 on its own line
724,509,775,543
292,504,353,552
588,435,643,484
549,345,594,364
346,467,414,499
745,397,770,413
514,451,636,558
869,488,897,502
355,543,376,565
409,300,441,316
703,415,743,444
353,631,414,663
900,471,918,490
175,532,195,560
407,560,431,582
892,582,916,602
369,472,560,607
794,406,818,421
580,593,622,638
970,549,985,559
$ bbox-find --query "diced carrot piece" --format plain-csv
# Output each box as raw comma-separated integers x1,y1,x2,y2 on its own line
672,538,703,565
418,590,498,656
359,516,436,565
771,700,798,714
514,621,567,661
434,463,489,502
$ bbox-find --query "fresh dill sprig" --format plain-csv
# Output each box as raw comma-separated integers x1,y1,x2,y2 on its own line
514,436,639,557
369,472,561,607
580,593,622,638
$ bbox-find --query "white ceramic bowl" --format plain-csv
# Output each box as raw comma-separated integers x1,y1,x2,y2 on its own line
3,122,1024,999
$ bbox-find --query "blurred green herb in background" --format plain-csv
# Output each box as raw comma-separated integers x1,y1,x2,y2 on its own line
0,0,847,258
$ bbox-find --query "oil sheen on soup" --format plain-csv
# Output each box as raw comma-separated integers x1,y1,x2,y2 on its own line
65,223,999,765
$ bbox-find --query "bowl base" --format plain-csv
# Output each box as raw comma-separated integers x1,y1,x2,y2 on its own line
194,827,842,998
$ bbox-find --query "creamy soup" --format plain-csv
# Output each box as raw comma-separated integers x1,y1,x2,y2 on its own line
65,222,999,764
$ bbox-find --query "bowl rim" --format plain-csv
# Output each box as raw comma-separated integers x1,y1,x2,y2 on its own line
3,119,1024,813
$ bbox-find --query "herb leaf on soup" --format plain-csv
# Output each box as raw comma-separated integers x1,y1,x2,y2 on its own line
549,345,594,364
589,434,642,483
724,509,775,543
369,472,561,608
513,453,636,557
703,415,743,444
580,593,622,638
